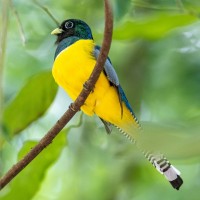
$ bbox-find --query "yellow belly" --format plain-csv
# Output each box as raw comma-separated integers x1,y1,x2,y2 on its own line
52,39,138,134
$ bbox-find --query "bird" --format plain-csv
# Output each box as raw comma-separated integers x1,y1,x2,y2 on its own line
51,19,183,190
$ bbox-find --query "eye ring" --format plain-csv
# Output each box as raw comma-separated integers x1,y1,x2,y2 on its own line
65,21,74,29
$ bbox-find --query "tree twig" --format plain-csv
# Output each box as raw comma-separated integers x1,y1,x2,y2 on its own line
10,0,26,45
0,0,113,190
33,0,60,26
67,112,84,131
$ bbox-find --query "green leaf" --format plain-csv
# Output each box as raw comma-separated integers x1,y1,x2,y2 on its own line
113,14,198,40
2,71,58,136
0,129,67,200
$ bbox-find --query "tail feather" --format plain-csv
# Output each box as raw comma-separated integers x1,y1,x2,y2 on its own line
144,151,183,190
169,175,183,190
115,126,183,190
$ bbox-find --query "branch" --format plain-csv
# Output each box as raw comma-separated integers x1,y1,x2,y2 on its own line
10,0,26,45
33,0,60,26
0,0,113,190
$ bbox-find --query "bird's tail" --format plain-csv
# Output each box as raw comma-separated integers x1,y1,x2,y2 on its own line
116,126,183,190
143,151,183,190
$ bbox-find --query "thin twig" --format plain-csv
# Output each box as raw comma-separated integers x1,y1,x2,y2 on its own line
0,0,113,190
10,0,26,45
33,0,60,26
67,112,84,131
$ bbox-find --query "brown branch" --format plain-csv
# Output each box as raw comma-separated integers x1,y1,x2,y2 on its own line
0,0,113,190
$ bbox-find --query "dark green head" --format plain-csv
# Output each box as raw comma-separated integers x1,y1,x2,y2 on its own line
51,19,93,43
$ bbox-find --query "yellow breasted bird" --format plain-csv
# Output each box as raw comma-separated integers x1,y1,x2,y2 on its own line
51,19,183,190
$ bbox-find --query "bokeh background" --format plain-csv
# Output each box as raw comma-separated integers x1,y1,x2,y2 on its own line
1,0,200,199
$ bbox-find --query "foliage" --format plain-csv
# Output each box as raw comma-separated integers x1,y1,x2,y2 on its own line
1,0,200,199
3,71,57,136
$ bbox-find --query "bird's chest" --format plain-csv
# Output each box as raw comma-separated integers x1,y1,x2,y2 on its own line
52,40,96,100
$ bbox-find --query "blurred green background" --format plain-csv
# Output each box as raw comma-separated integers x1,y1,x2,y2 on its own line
1,0,200,199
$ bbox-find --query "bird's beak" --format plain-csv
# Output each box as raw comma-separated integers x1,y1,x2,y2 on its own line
51,28,63,35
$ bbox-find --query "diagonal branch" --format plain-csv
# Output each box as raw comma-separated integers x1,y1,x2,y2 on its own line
0,0,113,190
10,0,26,45
33,0,60,26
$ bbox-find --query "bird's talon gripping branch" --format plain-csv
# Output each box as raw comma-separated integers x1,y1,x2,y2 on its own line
83,82,89,90
83,82,94,92
69,103,76,112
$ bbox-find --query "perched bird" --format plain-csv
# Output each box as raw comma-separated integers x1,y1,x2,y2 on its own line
51,19,183,190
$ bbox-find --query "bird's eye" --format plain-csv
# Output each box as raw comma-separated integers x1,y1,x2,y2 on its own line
65,21,74,29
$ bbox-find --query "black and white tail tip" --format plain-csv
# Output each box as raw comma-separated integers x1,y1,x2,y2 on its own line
113,126,183,190
162,165,183,190
145,152,183,190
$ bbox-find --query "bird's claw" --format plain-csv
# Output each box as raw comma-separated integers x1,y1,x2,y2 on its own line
83,82,94,92
69,103,76,112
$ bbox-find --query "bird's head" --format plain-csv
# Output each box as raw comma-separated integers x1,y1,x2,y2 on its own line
51,19,93,43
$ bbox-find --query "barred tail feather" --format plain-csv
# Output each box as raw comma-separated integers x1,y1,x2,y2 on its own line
144,152,183,190
115,126,183,190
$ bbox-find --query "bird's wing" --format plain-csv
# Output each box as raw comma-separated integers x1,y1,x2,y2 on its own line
93,45,119,86
93,46,135,113
93,45,120,133
93,45,138,131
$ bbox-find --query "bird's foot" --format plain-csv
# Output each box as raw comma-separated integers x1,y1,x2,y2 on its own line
69,103,77,112
83,82,94,92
